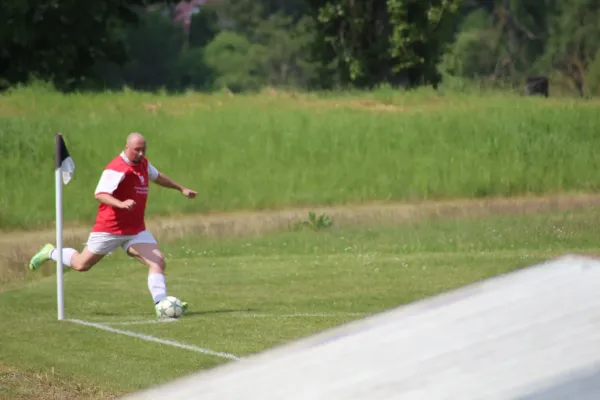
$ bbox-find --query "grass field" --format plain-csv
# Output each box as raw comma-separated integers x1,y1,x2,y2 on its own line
2,201,600,398
1,84,600,230
1,85,599,398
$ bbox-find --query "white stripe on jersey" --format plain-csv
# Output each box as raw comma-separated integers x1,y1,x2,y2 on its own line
95,170,125,195
148,162,159,181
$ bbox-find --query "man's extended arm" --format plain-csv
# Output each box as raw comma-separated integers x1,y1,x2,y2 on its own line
154,172,183,191
154,172,197,199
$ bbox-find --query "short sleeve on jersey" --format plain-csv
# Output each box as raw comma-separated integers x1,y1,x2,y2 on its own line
148,162,159,181
95,169,125,195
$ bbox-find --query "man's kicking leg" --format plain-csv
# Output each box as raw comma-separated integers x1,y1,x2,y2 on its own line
28,244,105,272
126,241,188,314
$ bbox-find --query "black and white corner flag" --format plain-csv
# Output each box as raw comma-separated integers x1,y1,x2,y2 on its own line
56,133,75,185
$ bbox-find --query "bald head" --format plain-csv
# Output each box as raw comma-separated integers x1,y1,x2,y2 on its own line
124,132,147,164
127,132,146,145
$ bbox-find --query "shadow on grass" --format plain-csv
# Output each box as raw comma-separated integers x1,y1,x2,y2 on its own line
184,308,257,317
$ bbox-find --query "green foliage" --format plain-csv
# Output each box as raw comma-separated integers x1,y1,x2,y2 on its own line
439,9,500,78
387,0,461,86
440,0,600,95
586,50,600,96
89,7,217,92
1,88,600,230
308,0,461,88
540,0,600,96
177,47,213,90
295,212,334,231
85,9,195,92
4,0,600,95
189,5,221,48
210,0,267,39
205,1,319,90
120,9,187,90
252,14,320,88
0,0,178,91
310,0,392,87
203,31,264,92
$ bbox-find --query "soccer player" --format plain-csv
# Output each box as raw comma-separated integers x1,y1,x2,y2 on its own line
28,132,197,316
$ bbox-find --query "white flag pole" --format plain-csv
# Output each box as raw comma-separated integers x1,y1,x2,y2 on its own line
55,133,65,321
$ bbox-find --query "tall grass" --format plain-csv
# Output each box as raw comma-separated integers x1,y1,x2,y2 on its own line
1,84,599,230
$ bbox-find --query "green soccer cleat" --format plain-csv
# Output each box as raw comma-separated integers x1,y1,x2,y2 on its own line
181,302,188,313
28,243,55,271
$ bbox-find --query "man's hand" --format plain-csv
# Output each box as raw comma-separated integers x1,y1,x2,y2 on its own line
119,199,136,210
95,193,136,210
182,188,197,199
155,173,196,199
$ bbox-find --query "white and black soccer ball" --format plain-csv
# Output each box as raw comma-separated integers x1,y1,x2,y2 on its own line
155,296,185,319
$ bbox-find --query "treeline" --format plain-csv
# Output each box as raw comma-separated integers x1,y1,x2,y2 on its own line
2,0,599,96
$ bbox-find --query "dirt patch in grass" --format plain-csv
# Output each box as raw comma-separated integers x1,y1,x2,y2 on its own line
245,88,482,114
2,193,600,286
0,364,120,400
144,193,600,240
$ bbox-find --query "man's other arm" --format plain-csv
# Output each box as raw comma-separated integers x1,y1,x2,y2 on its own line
94,169,135,210
148,163,197,199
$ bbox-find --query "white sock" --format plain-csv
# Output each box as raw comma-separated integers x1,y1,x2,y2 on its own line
148,273,167,304
50,248,76,267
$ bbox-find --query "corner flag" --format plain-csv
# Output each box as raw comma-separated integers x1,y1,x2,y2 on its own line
57,133,75,185
55,133,74,320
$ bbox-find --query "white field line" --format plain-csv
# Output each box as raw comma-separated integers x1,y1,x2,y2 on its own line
239,312,369,318
67,319,240,361
96,312,370,326
99,319,180,326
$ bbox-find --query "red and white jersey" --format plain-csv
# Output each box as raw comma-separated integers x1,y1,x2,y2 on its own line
92,152,159,235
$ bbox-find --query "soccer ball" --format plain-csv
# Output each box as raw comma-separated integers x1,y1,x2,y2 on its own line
155,296,185,319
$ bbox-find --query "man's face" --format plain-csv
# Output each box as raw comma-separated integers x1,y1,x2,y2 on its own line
125,138,146,164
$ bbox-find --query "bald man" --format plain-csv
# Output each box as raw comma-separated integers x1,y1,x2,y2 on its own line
28,133,197,317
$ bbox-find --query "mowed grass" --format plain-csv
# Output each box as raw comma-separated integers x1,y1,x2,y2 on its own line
1,85,600,230
1,205,600,398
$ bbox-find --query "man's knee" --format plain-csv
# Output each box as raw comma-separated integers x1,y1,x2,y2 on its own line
71,249,103,272
128,243,165,273
72,259,95,272
149,251,166,273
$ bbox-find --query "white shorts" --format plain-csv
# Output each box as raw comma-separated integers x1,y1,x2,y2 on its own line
86,230,157,255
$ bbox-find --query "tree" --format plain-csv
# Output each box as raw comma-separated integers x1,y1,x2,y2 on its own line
201,0,319,90
388,0,462,87
440,0,558,85
439,9,501,79
0,0,181,90
203,31,264,92
120,9,186,90
188,3,221,48
540,0,600,96
307,0,461,89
